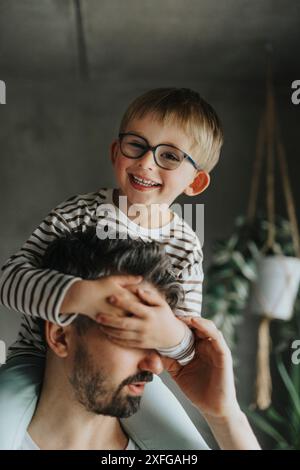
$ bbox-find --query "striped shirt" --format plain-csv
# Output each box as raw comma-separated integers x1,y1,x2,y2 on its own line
0,188,203,359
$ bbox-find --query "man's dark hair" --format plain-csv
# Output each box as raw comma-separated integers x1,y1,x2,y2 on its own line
39,227,183,336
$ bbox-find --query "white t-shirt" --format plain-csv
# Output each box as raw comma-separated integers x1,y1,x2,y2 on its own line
19,431,140,450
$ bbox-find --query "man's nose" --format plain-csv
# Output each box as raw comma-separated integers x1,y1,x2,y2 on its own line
138,350,164,375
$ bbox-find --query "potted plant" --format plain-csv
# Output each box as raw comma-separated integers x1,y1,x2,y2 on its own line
206,61,300,408
204,213,300,409
204,214,299,345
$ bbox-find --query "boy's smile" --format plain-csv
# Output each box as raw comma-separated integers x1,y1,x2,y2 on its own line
110,113,210,216
128,173,162,191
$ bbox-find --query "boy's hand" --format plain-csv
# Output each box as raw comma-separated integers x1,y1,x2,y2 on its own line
60,275,143,321
96,284,186,349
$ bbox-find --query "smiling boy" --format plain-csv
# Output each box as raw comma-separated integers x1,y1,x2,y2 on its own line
0,87,223,449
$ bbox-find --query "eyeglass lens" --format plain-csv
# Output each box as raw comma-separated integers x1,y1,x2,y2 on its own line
120,134,184,170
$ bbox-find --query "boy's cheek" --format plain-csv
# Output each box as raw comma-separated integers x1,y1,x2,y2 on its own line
114,159,130,179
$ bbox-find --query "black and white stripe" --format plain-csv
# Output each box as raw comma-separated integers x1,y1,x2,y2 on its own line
0,188,203,359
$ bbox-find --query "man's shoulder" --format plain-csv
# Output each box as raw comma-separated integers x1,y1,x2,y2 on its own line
126,437,141,450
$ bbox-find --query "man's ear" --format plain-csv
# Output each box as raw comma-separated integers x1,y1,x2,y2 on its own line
45,322,71,358
184,171,210,197
110,139,119,165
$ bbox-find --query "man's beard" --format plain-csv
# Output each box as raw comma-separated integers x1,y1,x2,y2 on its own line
69,342,153,418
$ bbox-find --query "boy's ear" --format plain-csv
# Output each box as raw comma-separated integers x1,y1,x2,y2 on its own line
110,139,119,165
184,171,210,196
45,322,71,358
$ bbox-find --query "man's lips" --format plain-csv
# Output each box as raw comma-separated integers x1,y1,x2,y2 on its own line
124,374,153,395
126,382,147,395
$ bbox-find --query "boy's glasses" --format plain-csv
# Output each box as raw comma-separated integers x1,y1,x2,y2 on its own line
118,132,202,171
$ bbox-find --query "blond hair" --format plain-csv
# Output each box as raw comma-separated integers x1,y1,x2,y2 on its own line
119,87,223,173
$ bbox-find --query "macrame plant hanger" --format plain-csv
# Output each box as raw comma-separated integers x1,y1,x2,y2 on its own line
246,52,300,410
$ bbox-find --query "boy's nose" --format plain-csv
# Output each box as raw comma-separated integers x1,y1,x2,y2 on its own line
138,349,164,375
137,149,156,170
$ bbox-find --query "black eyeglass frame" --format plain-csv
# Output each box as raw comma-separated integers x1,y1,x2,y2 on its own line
118,132,202,171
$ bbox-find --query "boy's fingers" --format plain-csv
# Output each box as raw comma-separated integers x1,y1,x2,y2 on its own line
107,293,148,318
180,316,194,326
96,314,141,331
126,285,163,307
136,287,162,306
113,274,143,286
99,325,141,341
125,285,140,295
95,304,125,320
94,300,130,321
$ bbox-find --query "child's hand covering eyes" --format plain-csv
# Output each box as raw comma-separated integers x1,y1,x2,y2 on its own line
96,284,187,350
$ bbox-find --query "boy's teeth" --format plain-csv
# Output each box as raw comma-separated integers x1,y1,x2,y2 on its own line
132,175,160,187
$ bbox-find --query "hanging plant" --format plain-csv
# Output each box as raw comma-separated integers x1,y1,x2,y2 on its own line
205,56,300,410
204,214,300,349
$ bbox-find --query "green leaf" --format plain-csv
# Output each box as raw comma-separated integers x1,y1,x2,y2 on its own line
231,252,257,281
277,357,300,418
231,277,249,299
247,241,261,260
227,234,238,250
212,251,231,265
265,408,286,426
247,410,288,445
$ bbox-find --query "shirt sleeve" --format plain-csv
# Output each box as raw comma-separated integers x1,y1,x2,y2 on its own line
174,257,204,318
157,325,196,365
0,204,82,326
